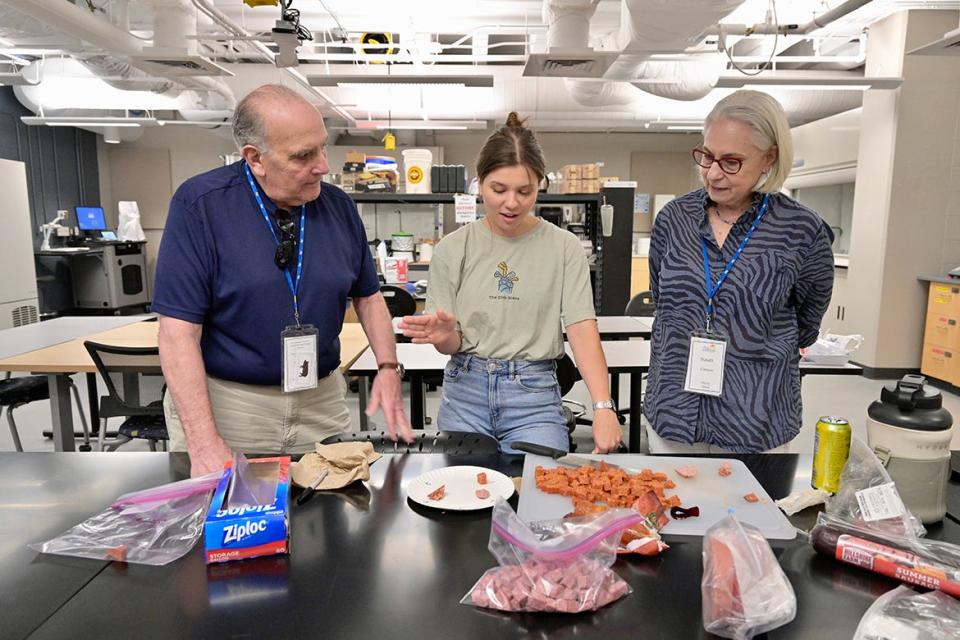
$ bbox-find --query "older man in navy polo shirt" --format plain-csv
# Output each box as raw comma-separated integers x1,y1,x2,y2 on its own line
154,84,412,476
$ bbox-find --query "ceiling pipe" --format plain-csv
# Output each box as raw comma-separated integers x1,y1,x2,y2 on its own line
707,0,875,36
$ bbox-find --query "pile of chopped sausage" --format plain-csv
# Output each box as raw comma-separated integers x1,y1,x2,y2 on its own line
535,463,682,510
536,463,681,556
468,557,631,613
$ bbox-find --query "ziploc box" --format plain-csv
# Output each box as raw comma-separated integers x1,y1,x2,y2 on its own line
204,456,290,564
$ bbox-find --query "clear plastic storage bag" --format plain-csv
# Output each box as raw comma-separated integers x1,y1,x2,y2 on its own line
853,586,960,640
825,438,925,539
702,515,797,640
30,472,220,565
461,500,639,613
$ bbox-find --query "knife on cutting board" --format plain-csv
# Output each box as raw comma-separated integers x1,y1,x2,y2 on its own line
512,442,639,474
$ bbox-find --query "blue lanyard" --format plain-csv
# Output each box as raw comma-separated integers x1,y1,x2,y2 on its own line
700,194,770,332
243,163,306,326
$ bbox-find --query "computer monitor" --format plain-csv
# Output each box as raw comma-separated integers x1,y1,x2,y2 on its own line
75,206,107,232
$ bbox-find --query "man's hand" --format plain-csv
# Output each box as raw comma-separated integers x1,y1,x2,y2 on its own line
366,368,414,443
398,309,459,351
188,436,233,477
591,409,622,454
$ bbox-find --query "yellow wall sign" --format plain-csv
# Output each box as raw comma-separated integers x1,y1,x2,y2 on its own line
408,166,423,184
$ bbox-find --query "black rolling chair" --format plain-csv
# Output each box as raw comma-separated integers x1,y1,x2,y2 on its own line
83,341,168,452
625,290,656,317
380,285,418,318
2,373,90,452
619,290,656,424
556,354,588,452
322,430,499,455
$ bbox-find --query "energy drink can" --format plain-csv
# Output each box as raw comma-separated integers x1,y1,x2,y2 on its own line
812,416,852,493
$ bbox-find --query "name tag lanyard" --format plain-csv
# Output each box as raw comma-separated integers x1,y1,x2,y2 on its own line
243,163,306,327
700,194,770,333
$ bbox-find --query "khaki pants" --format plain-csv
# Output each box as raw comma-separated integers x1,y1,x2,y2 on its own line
164,371,351,454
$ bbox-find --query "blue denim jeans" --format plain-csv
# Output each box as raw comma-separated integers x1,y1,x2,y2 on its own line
437,353,569,454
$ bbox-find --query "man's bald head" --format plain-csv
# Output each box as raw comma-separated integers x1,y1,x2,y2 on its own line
232,84,320,153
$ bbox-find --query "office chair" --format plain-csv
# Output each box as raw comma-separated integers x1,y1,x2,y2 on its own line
556,354,589,452
625,290,656,317
617,290,656,424
380,284,418,318
2,373,90,452
83,341,168,452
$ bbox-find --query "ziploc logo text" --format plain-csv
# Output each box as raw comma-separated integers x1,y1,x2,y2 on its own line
223,519,269,545
216,503,274,518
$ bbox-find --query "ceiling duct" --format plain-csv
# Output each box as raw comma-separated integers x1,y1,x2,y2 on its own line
540,0,745,105
0,0,235,126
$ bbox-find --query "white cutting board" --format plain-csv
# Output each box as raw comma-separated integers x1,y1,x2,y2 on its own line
517,454,797,540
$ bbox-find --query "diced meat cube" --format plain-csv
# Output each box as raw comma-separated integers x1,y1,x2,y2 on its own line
675,465,698,479
718,462,733,477
475,488,490,499
477,472,488,485
106,545,127,562
426,484,446,501
743,492,760,503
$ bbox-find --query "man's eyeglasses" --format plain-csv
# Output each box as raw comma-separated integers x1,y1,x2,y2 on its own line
692,148,745,175
274,209,297,270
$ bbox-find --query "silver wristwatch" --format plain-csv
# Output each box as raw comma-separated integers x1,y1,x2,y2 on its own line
592,399,616,411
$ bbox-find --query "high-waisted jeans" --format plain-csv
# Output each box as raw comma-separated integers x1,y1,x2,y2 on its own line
437,353,569,454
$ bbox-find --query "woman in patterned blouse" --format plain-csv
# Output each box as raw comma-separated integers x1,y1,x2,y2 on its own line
645,90,835,454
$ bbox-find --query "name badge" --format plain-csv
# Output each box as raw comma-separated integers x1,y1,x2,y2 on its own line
282,324,319,393
683,333,727,396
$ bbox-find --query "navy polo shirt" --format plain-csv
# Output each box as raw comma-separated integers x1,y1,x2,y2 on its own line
153,161,379,385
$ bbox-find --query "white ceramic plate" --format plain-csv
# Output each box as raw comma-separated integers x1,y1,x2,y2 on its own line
407,465,514,511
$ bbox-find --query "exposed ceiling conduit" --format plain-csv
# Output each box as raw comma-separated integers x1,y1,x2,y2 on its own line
189,0,356,125
709,0,874,36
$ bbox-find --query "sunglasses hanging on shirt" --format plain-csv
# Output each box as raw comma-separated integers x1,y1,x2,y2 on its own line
275,209,297,270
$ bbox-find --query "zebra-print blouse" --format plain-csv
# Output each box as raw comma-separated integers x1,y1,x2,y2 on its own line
644,189,835,452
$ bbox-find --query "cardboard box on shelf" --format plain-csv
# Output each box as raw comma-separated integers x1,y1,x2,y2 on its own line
582,179,601,193
346,151,366,164
581,163,600,180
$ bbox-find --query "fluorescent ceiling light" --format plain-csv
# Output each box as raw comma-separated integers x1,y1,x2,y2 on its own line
308,74,494,87
743,84,873,91
332,119,487,131
20,116,158,127
717,73,902,90
667,125,704,131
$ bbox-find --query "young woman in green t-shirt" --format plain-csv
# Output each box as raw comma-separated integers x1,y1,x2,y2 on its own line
398,113,622,454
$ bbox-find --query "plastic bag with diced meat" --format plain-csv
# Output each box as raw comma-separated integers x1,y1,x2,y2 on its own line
701,515,797,640
30,472,220,566
461,499,638,613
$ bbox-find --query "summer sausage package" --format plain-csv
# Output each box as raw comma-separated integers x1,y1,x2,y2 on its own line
461,500,639,613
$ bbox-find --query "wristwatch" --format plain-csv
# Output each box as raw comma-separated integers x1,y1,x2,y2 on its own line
378,361,405,377
592,399,617,411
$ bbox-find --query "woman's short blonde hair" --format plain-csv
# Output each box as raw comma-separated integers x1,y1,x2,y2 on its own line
704,90,793,193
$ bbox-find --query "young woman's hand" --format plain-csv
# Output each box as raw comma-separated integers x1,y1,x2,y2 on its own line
591,409,623,454
397,309,461,353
